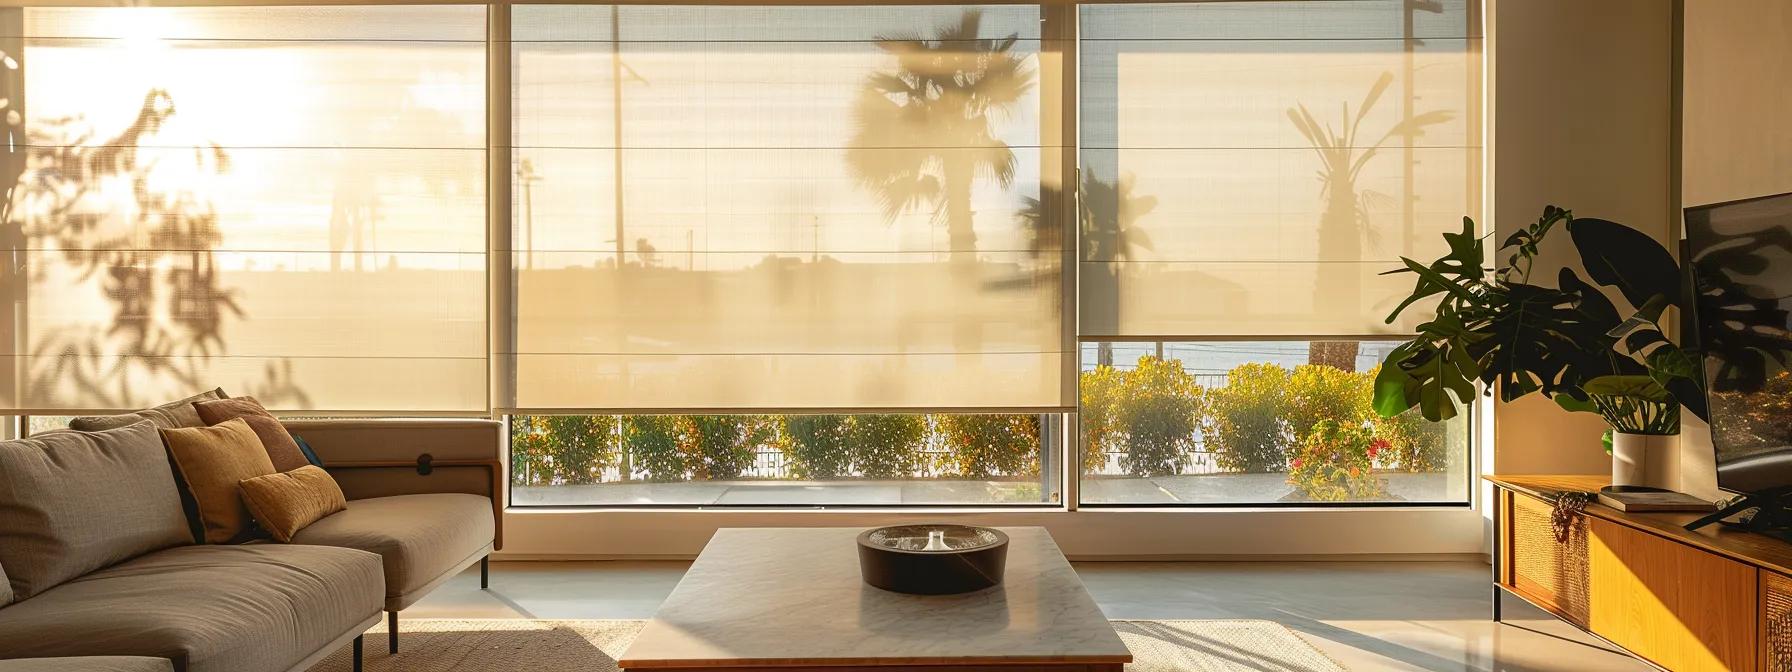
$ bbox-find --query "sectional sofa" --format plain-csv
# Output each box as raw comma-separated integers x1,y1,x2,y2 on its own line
0,416,503,672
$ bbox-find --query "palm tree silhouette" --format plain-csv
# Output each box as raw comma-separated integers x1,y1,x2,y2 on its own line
846,9,1034,264
1287,72,1451,370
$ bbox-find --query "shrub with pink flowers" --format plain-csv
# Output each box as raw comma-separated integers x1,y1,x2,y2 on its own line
1286,419,1389,501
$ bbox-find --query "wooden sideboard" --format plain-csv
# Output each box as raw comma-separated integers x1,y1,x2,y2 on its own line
1490,475,1792,671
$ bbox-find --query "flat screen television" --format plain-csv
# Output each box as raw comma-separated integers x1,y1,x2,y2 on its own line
1686,191,1792,494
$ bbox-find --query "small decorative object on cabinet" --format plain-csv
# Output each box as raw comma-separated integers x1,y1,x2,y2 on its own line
857,524,1008,595
1375,207,1707,493
1490,474,1792,671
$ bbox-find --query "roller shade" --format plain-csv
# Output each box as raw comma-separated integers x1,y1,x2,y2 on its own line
0,6,488,413
1077,0,1482,338
508,5,1071,411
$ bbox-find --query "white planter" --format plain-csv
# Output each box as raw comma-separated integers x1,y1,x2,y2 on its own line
1610,431,1676,489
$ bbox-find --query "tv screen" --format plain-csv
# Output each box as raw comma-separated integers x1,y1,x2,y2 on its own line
1686,192,1792,494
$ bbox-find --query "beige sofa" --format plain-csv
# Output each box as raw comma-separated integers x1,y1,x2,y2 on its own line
0,418,503,672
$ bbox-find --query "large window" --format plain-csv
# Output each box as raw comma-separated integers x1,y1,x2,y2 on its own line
0,6,488,413
1,1,1481,509
1073,1,1480,504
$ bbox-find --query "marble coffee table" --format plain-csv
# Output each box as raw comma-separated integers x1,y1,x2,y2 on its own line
619,527,1130,671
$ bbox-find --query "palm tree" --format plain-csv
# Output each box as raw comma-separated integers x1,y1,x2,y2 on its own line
1019,172,1155,365
1287,72,1451,370
846,9,1034,263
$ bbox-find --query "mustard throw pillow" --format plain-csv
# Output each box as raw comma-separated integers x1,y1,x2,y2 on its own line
238,466,346,542
161,419,276,543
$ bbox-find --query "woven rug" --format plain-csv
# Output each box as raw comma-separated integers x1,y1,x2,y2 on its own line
309,618,1346,672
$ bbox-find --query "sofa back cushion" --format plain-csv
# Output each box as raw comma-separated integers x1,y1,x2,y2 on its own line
0,422,191,599
69,388,227,432
161,419,276,544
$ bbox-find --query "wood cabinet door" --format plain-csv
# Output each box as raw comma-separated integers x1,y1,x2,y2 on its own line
1589,517,1758,671
1506,490,1592,625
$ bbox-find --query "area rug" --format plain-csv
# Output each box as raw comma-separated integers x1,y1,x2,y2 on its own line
309,619,1346,671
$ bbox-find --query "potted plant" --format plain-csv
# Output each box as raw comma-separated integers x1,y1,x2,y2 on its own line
1373,206,1708,490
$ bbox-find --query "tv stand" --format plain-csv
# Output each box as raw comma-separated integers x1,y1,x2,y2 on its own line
1490,475,1792,671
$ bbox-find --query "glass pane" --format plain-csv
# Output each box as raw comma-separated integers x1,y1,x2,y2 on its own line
1077,0,1482,337
510,413,1061,506
509,5,1070,411
2,6,487,413
1078,340,1470,505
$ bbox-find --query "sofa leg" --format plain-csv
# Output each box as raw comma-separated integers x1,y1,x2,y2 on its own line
388,610,398,654
353,635,363,672
481,555,490,590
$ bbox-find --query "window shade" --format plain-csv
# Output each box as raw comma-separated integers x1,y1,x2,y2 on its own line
0,6,488,413
1078,0,1482,338
509,5,1071,412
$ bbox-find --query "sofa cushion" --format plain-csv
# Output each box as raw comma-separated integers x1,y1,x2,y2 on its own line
0,422,191,600
239,466,347,542
161,419,277,544
290,493,493,609
0,544,382,672
70,388,227,432
0,560,11,606
193,397,310,472
0,658,173,672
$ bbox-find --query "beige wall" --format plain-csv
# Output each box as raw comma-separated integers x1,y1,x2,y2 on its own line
1683,0,1792,207
1676,0,1792,499
1488,0,1677,476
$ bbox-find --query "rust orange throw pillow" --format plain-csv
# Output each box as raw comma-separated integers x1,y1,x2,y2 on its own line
194,396,310,472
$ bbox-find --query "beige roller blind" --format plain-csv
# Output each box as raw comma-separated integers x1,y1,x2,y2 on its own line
509,5,1071,412
0,6,488,413
1078,0,1483,338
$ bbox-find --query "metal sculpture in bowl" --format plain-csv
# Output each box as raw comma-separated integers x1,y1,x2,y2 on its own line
856,524,1009,595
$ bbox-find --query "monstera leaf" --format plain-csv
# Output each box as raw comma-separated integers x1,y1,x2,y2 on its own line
1570,217,1682,308
1373,205,1707,431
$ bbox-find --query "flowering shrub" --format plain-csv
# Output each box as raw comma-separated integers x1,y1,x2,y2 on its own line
937,414,1040,478
509,415,616,485
1115,356,1201,477
850,414,927,479
1287,419,1388,501
1373,406,1451,472
1078,365,1125,474
1286,364,1373,446
782,415,853,479
1202,363,1291,473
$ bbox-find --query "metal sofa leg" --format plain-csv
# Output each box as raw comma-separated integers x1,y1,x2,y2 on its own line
388,610,399,654
353,635,363,672
481,555,490,590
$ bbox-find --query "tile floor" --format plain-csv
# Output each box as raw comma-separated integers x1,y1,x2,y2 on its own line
408,559,1649,671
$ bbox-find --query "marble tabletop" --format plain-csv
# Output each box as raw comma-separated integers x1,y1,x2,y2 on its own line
618,526,1131,669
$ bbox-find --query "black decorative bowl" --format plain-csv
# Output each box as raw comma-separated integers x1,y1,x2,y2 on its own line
857,524,1009,595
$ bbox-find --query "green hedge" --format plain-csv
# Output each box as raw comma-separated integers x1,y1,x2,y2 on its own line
512,357,1451,486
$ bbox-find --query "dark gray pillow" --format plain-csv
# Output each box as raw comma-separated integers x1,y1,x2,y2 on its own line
0,422,191,600
70,388,227,432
